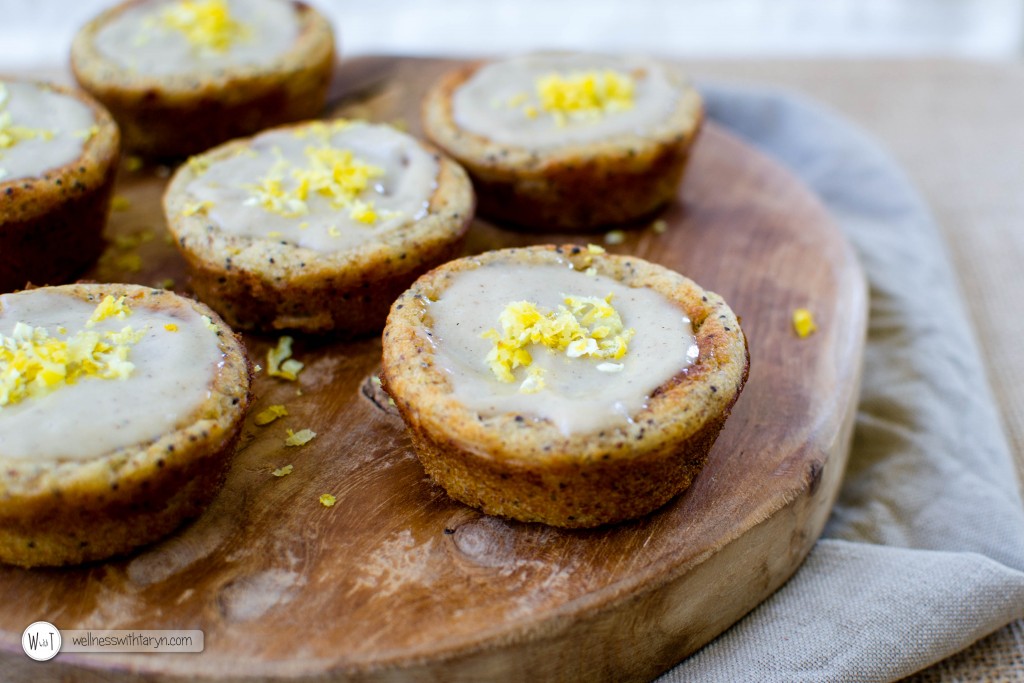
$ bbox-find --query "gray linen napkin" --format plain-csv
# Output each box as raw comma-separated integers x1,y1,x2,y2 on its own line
659,85,1024,682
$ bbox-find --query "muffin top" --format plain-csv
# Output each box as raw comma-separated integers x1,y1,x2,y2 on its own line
427,258,698,435
0,81,98,183
177,119,440,252
0,287,226,462
450,53,682,150
91,0,300,76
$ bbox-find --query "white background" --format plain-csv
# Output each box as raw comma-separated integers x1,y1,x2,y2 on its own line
0,0,1022,70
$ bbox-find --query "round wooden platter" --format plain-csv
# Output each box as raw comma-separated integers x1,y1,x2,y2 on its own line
0,58,866,682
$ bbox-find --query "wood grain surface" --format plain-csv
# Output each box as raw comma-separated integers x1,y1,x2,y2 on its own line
0,57,867,682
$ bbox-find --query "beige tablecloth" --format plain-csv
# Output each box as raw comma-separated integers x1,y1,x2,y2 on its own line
692,60,1024,681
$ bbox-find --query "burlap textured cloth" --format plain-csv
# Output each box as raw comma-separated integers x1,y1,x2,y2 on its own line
659,85,1024,682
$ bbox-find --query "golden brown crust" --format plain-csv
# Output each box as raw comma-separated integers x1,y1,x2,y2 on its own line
70,0,335,158
421,60,704,231
0,81,120,293
163,122,476,335
381,245,749,527
0,283,252,567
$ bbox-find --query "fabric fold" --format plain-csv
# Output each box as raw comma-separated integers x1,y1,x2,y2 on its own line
659,84,1024,681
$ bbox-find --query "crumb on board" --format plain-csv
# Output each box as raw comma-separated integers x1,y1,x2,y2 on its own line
272,464,293,477
267,335,304,380
319,493,336,507
254,404,288,426
284,428,316,447
793,308,817,338
604,230,625,245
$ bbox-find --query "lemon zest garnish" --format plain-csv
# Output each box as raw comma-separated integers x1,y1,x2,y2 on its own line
483,294,635,392
114,252,143,272
0,300,145,408
272,464,293,477
112,230,154,250
182,200,213,216
186,154,210,176
87,295,132,327
319,493,336,507
0,110,55,152
267,336,304,380
254,403,288,426
164,323,179,332
793,308,817,338
73,125,100,140
159,0,248,54
243,131,386,226
285,428,316,446
522,70,635,126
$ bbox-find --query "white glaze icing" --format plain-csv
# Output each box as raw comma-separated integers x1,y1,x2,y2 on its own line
451,53,680,150
0,291,225,461
0,81,94,183
428,263,698,436
93,0,299,76
182,121,439,252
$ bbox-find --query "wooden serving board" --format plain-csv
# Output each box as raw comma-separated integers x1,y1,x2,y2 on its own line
0,58,867,682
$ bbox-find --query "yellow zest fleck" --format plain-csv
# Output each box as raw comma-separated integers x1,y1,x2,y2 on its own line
604,230,625,245
793,308,817,338
319,493,336,507
528,70,636,126
0,300,145,408
159,0,248,54
182,200,213,216
87,295,132,327
186,154,210,176
164,323,179,332
73,125,100,140
114,252,143,272
651,219,668,234
586,244,606,254
483,294,635,392
285,428,316,447
0,111,55,151
243,132,385,225
111,195,131,212
272,464,293,477
253,363,262,373
254,403,288,426
124,155,144,172
266,335,304,380
113,230,154,250
327,225,342,238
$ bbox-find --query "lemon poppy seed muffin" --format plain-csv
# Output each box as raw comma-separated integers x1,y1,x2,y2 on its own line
71,0,335,158
422,53,704,231
164,118,475,334
381,245,749,528
0,80,119,293
0,283,251,567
